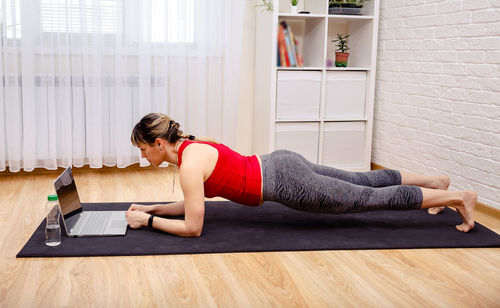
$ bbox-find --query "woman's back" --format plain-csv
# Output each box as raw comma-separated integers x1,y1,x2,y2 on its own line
178,141,262,206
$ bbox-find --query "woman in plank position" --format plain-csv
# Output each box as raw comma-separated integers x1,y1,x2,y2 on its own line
125,113,477,237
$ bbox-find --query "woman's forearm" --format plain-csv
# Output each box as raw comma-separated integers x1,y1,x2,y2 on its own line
151,201,185,216
151,216,202,237
149,200,204,237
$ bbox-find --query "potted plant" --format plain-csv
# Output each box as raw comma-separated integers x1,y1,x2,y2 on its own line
255,0,273,13
291,0,299,14
329,0,369,15
332,33,349,67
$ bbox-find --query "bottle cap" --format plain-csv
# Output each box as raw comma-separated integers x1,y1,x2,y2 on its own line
48,194,58,201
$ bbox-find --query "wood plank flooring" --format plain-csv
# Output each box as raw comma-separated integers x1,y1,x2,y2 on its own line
1,166,499,307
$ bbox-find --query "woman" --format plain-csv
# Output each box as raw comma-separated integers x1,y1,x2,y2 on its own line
125,113,477,237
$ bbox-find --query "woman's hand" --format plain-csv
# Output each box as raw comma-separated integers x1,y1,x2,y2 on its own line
125,210,150,229
128,203,153,213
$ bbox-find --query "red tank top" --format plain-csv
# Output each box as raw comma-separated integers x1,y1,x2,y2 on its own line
177,141,262,206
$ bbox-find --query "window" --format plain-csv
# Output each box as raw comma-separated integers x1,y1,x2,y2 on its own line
41,0,121,34
151,0,194,43
1,0,21,38
2,0,194,43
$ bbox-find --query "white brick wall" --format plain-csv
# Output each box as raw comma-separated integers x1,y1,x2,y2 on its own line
373,0,500,209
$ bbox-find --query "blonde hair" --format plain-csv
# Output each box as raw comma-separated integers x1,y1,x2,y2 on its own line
131,113,219,146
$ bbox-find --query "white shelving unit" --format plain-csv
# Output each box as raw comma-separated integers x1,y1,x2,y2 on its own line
253,0,380,171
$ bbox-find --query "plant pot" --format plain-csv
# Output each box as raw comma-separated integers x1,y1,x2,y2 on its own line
329,4,363,15
335,52,349,67
291,5,298,14
329,7,341,14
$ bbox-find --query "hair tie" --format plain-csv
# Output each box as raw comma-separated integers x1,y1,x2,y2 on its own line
188,135,195,140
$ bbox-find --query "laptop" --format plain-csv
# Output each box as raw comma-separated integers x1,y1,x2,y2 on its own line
54,167,128,237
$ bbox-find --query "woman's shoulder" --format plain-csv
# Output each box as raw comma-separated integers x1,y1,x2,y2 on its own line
181,142,219,165
183,141,219,152
179,142,219,181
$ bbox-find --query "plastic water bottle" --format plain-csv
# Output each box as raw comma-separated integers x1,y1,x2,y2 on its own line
45,194,61,246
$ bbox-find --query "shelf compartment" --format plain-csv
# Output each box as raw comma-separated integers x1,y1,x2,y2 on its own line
328,0,376,17
278,0,326,15
324,71,366,119
276,71,321,120
327,18,374,68
322,122,366,168
278,16,326,68
275,122,319,164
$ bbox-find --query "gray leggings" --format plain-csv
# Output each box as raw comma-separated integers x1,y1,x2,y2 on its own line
260,150,423,213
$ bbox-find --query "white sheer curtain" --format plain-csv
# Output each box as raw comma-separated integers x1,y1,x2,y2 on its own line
0,0,244,172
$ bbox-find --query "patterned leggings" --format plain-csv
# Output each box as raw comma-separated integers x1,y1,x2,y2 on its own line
260,150,423,213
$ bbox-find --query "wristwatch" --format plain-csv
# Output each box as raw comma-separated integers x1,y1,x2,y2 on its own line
148,214,155,228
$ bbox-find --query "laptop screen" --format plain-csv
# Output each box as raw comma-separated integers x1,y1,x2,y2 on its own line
54,167,82,218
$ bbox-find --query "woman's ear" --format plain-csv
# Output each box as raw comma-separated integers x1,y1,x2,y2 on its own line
155,138,163,148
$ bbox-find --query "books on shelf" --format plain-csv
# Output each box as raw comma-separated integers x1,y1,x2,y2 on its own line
278,21,303,68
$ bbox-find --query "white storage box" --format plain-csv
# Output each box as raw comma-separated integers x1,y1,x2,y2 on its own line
276,71,321,120
325,71,366,119
275,122,319,163
322,122,365,168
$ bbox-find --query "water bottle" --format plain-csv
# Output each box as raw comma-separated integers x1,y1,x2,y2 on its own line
45,194,61,246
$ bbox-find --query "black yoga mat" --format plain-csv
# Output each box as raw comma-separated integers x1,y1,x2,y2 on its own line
17,201,500,258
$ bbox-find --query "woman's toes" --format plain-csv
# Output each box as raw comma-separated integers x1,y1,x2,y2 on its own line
428,206,445,215
456,222,474,232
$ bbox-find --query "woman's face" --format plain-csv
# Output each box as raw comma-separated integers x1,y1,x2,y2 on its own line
138,142,163,167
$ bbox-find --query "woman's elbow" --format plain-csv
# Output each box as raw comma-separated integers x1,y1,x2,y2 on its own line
185,225,203,237
185,230,202,237
184,212,204,237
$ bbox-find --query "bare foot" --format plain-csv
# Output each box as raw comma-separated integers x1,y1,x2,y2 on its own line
454,191,477,232
427,176,450,214
428,206,446,215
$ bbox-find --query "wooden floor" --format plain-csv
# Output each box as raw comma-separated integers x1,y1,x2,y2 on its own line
1,166,499,307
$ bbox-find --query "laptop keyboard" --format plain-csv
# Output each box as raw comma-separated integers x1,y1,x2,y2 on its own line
74,211,113,235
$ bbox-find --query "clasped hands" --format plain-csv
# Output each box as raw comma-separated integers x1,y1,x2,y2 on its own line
125,203,152,229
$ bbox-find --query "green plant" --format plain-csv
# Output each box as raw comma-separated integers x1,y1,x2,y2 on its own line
329,0,369,7
332,33,350,53
291,0,299,6
255,0,273,12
